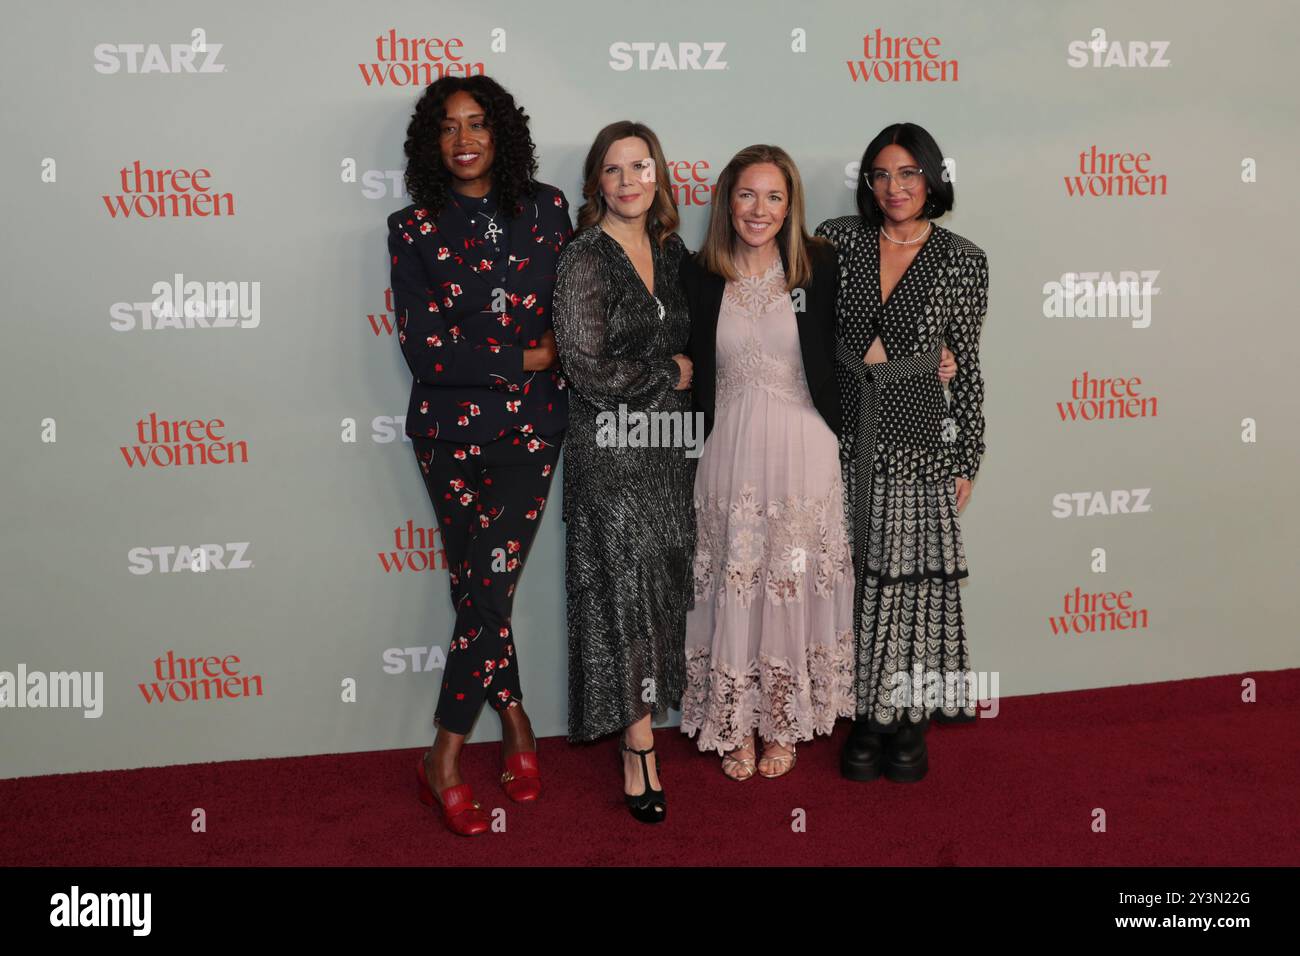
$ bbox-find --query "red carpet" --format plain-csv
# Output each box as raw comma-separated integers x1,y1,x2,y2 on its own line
4,671,1297,866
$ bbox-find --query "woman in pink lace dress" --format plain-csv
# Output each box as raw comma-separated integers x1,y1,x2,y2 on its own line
678,145,855,779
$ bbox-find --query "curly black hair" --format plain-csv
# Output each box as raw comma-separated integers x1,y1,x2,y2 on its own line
400,75,539,218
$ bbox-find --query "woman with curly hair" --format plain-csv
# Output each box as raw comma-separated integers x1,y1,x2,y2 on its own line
386,75,573,836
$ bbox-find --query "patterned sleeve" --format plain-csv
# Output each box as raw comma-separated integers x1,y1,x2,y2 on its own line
553,188,575,249
387,212,524,390
552,241,680,410
947,248,989,480
814,218,878,365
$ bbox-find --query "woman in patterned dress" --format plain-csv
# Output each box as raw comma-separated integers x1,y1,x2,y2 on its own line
678,145,856,780
815,122,989,784
552,121,695,822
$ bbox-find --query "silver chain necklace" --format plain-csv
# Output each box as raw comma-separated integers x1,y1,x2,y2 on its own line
456,193,503,249
476,212,503,244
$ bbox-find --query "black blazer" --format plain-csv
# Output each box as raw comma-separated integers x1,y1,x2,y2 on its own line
680,240,840,439
386,182,572,443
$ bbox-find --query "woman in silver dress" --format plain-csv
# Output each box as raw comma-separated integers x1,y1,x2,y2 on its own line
552,121,695,823
815,122,989,784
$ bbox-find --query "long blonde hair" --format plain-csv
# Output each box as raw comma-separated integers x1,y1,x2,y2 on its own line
697,144,826,289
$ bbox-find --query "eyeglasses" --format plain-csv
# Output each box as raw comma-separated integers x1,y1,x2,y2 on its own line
867,166,924,191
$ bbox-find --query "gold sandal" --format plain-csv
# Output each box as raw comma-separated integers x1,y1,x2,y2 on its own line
721,734,758,781
757,740,797,778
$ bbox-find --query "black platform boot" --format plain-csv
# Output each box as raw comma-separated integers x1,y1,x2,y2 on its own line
883,713,929,783
840,718,886,781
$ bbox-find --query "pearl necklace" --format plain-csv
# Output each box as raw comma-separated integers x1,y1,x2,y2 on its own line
879,221,932,245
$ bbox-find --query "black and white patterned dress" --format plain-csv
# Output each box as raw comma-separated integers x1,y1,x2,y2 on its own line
813,216,989,732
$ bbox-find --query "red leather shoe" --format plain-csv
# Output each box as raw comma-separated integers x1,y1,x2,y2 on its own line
416,755,490,836
500,750,540,802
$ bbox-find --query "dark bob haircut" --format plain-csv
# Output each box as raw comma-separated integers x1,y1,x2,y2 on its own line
400,74,539,217
854,122,954,227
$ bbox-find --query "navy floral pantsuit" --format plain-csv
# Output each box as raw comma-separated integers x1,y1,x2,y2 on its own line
388,180,574,734
411,433,562,733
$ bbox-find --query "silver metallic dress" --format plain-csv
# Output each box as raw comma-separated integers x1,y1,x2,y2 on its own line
552,226,697,743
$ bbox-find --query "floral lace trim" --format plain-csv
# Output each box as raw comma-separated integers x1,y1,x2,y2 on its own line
694,481,853,609
716,258,811,407
681,643,856,754
716,339,812,406
722,257,789,314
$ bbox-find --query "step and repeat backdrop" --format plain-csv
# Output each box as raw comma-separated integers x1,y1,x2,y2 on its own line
2,1,1296,778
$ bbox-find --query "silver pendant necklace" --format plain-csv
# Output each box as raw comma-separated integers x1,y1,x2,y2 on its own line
481,217,503,244
457,193,503,251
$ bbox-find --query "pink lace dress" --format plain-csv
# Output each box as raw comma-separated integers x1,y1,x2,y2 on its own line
681,258,856,754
